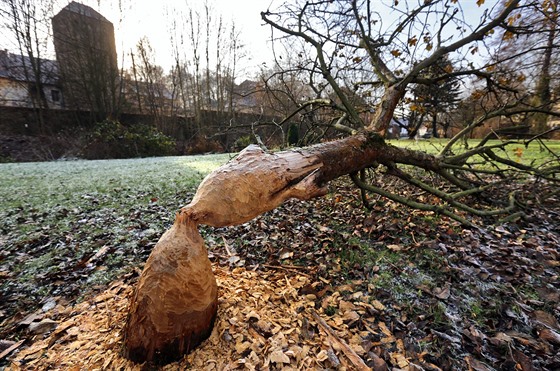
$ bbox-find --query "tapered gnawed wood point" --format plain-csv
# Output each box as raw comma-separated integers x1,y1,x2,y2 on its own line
123,212,217,364
181,145,328,227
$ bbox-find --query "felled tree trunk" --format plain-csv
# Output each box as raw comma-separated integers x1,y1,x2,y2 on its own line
123,131,435,364
182,131,437,227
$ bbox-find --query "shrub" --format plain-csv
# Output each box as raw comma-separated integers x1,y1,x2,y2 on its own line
185,136,224,154
233,135,254,151
83,120,176,159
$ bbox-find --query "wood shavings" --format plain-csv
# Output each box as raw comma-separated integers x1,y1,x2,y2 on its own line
6,265,405,370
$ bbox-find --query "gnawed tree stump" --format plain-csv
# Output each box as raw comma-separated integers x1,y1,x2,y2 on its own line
124,132,427,364
123,212,217,364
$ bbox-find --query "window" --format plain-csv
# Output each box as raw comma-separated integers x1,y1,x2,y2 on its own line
51,89,60,102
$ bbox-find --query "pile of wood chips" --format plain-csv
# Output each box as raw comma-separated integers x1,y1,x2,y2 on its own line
7,264,399,370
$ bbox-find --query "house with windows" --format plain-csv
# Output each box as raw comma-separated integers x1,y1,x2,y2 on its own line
1,1,118,114
0,50,63,109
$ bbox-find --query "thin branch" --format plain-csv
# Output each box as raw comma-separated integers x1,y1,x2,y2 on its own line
261,11,364,126
276,98,334,127
400,0,520,86
350,173,475,227
387,167,517,217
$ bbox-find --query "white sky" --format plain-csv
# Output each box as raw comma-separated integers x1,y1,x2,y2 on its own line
69,0,277,77
1,0,493,78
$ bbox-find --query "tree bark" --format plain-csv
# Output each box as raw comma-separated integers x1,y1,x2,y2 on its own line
123,133,440,364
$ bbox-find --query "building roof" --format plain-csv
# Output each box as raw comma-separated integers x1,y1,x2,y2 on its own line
0,50,59,85
57,1,111,23
234,79,258,96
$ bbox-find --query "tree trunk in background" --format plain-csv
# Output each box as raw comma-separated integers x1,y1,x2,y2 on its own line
533,9,557,133
123,133,441,364
431,112,439,138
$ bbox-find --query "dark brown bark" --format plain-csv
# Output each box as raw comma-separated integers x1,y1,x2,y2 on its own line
182,133,441,227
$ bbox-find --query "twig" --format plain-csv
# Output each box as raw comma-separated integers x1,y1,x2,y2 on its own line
261,264,311,277
310,309,370,371
222,236,233,256
350,172,475,226
0,339,25,360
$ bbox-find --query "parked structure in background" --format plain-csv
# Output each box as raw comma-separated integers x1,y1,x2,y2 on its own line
52,1,119,119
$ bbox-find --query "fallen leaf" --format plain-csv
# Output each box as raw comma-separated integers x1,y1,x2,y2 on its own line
316,349,329,362
279,249,293,260
433,284,451,300
391,352,409,368
371,300,386,311
488,332,513,347
465,355,493,371
512,348,535,371
387,244,403,251
19,312,43,326
28,319,58,335
342,310,360,324
538,328,560,345
531,310,559,330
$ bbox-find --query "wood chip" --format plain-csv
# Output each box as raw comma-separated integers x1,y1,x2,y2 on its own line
0,340,25,360
311,309,371,371
7,264,402,370
269,349,290,364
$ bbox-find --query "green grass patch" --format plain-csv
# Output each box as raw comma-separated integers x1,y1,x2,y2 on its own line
389,138,559,168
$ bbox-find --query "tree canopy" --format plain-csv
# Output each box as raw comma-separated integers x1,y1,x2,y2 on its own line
256,0,559,226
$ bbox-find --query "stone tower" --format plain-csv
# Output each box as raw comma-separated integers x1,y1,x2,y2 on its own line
52,2,118,118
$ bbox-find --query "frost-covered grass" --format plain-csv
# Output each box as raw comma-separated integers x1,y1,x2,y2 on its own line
0,154,232,211
0,154,231,307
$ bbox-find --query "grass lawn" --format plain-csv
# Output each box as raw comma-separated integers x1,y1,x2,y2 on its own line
0,154,232,212
0,154,231,305
1,142,559,369
389,138,560,168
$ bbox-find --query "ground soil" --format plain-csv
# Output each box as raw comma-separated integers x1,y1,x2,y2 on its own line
1,179,559,370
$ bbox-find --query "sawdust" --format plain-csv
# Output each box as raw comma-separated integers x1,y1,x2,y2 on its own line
7,264,394,370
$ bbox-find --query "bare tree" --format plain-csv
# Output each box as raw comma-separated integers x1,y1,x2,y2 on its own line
132,38,170,130
166,2,246,143
489,0,560,133
1,0,54,134
255,0,559,217
124,0,560,364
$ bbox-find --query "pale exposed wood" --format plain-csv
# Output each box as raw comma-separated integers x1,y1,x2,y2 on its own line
0,339,25,360
124,136,404,364
123,212,218,364
183,145,328,227
311,309,371,371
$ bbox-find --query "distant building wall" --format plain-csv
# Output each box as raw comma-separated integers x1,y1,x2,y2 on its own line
0,50,64,110
0,78,63,109
0,78,29,107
